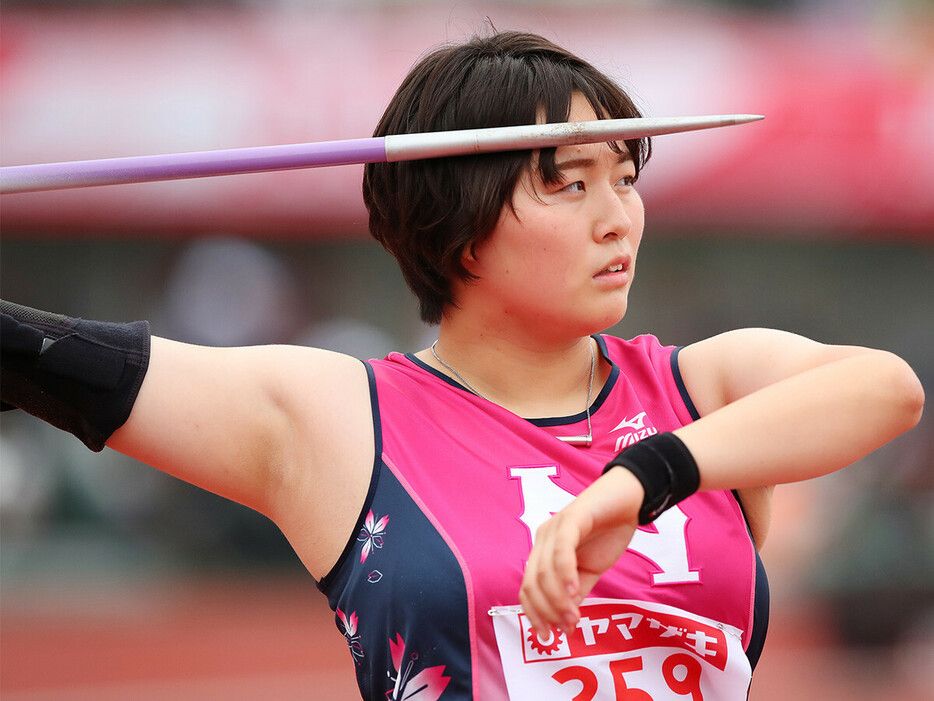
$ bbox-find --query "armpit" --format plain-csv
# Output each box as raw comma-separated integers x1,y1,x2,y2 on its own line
735,485,774,548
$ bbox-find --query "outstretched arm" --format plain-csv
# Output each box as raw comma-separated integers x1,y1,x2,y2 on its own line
1,303,374,576
519,328,924,635
107,337,371,516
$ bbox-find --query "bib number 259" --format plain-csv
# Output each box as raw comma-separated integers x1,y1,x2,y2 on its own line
552,653,703,701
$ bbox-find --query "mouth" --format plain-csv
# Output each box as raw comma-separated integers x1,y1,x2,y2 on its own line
595,257,631,277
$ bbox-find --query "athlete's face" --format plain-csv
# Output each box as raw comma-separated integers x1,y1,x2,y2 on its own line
462,93,645,341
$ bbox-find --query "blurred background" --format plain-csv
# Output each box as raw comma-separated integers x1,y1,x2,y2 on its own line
1,0,932,699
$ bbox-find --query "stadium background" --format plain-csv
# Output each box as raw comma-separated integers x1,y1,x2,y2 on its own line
1,0,931,698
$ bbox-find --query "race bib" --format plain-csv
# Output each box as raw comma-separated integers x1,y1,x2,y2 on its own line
489,598,751,700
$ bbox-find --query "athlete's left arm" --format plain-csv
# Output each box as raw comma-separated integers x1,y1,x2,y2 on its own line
675,327,923,491
519,328,924,636
676,329,925,546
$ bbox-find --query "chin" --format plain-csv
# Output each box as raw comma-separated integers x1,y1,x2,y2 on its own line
595,301,629,331
575,310,628,338
530,298,629,340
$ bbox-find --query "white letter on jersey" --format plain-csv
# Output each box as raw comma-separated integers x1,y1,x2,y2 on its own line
629,507,700,585
508,465,699,585
507,465,575,548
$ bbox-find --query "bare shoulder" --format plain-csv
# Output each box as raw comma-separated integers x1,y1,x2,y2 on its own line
262,344,372,417
257,345,376,576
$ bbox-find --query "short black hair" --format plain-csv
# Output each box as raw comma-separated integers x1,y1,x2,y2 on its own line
363,31,651,324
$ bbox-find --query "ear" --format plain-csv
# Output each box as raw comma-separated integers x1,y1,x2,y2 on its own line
460,242,481,275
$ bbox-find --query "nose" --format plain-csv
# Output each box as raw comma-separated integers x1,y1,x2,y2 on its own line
591,184,640,243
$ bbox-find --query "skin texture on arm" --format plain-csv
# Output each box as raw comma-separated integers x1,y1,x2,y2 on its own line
106,337,375,578
519,328,925,636
677,329,924,489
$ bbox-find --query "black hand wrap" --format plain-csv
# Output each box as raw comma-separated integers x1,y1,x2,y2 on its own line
602,432,701,525
1,300,150,452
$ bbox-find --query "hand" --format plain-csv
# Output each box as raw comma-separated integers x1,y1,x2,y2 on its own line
519,467,645,637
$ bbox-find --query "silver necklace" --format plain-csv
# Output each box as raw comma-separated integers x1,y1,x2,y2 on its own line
430,340,595,447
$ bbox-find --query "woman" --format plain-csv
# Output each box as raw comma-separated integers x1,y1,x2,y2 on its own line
1,31,924,700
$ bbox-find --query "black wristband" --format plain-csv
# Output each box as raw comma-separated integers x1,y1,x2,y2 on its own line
1,300,150,452
602,432,700,525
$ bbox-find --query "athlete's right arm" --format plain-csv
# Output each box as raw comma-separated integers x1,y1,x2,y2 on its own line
2,304,375,577
108,337,375,576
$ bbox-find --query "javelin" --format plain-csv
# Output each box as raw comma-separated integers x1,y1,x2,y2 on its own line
0,114,762,194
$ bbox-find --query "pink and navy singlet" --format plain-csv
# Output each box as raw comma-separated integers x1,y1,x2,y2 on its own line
317,334,769,700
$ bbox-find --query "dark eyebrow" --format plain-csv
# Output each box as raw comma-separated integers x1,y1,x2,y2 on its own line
555,151,634,171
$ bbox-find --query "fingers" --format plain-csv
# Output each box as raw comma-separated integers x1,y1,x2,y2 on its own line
518,469,645,638
519,511,587,637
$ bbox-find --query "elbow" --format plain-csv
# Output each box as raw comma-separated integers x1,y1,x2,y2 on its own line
881,351,925,433
904,369,925,430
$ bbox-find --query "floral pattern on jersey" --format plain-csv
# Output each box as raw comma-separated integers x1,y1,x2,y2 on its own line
357,510,390,563
337,608,365,665
385,633,450,700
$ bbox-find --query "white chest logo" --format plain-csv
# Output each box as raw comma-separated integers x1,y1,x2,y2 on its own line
611,412,648,432
508,464,699,585
610,412,659,452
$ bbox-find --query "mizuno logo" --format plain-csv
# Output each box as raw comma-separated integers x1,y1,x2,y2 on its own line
611,411,658,452
611,412,648,433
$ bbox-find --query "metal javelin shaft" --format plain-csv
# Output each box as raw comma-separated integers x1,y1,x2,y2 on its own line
0,114,762,194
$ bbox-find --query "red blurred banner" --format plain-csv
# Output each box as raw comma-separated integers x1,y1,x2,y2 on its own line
1,6,931,239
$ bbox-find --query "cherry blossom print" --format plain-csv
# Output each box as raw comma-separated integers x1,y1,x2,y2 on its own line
337,608,365,665
357,510,390,564
385,633,450,700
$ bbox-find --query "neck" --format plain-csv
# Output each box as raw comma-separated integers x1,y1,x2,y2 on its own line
419,323,606,420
